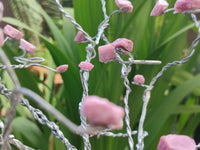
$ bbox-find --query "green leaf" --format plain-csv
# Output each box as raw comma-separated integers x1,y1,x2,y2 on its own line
12,117,48,149
144,74,200,149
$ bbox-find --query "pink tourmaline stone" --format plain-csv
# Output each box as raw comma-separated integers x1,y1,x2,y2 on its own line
56,65,69,73
150,0,169,16
0,2,4,21
98,44,117,62
80,96,125,130
3,25,23,40
0,28,4,47
133,74,145,85
74,31,87,43
157,134,196,150
115,0,133,13
78,61,94,71
20,39,36,54
112,38,133,52
174,0,200,12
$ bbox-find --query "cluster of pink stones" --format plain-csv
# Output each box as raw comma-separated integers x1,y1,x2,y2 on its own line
80,96,125,130
157,134,197,150
151,0,200,16
98,38,133,62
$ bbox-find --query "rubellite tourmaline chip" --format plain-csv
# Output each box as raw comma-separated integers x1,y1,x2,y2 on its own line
98,44,117,62
74,31,87,43
0,28,4,47
80,96,125,130
174,0,200,12
112,38,133,52
20,39,36,54
150,0,169,16
56,65,69,73
133,75,145,85
78,61,94,71
157,134,196,150
3,25,23,40
115,0,133,13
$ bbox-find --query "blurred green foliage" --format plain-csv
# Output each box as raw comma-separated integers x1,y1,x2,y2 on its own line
1,0,200,149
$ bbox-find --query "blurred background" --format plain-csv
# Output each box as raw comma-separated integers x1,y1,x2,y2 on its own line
1,0,200,149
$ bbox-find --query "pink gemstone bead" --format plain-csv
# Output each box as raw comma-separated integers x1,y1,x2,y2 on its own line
157,134,196,150
115,0,133,13
98,44,117,62
78,61,94,71
74,31,87,43
56,65,69,73
3,25,23,40
150,0,169,16
80,96,125,130
112,38,133,52
133,74,145,85
174,0,200,12
0,28,4,47
20,39,36,54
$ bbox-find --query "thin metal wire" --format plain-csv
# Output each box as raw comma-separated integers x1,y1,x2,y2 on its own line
0,120,35,150
136,13,200,150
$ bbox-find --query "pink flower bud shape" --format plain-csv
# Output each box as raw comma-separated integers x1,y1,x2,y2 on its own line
174,0,200,12
3,25,23,40
74,31,87,43
115,0,133,13
20,39,36,54
80,96,125,130
112,38,133,52
56,65,69,73
98,44,117,62
0,28,4,47
150,0,169,16
78,61,94,71
157,134,196,150
0,2,4,21
133,74,145,85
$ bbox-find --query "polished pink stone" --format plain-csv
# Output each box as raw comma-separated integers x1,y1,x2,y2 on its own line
78,62,94,71
56,65,69,73
150,0,169,16
80,96,125,130
3,25,23,40
115,0,133,13
157,134,196,150
74,31,87,43
174,0,200,12
0,28,4,47
133,75,145,85
98,44,117,62
20,39,36,54
112,38,133,52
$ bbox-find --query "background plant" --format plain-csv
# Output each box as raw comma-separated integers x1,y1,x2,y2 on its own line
1,0,200,149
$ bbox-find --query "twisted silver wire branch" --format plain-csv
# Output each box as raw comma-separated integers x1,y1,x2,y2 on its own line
136,13,200,150
0,120,35,150
0,47,21,150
